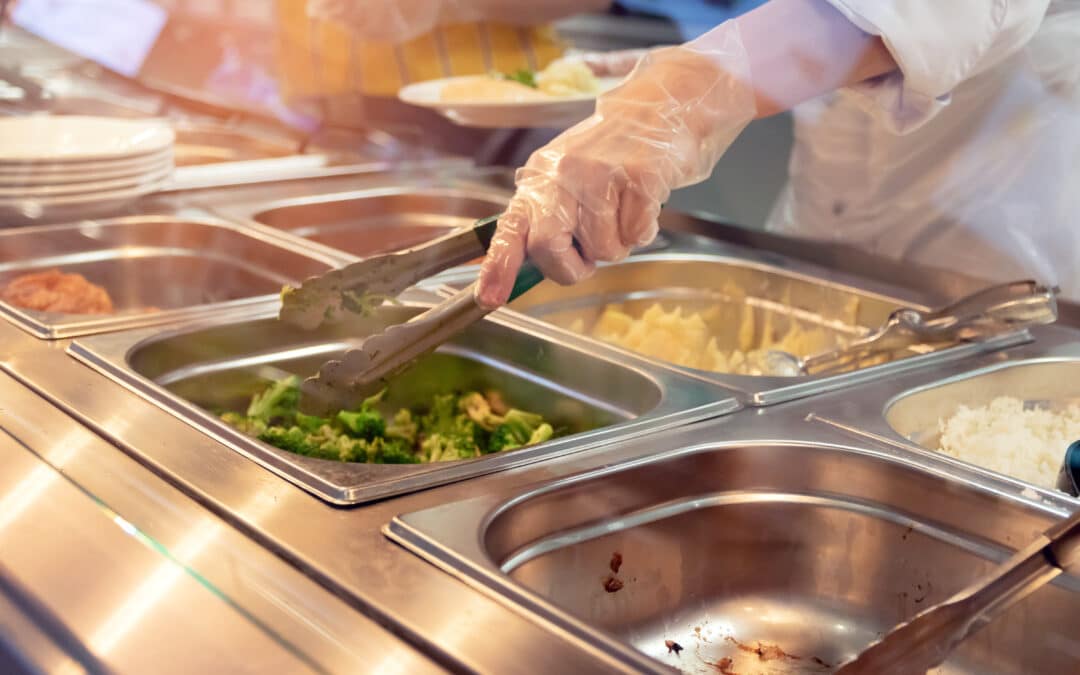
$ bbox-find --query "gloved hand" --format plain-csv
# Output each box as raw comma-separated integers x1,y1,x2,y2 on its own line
475,22,757,308
577,49,654,78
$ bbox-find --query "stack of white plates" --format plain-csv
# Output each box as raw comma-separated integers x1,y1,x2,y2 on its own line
0,115,175,225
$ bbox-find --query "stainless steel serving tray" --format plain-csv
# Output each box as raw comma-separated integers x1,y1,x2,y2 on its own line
0,215,340,339
432,250,1031,407
886,357,1080,447
171,123,301,167
214,184,511,261
389,432,1080,674
68,299,739,505
793,326,1080,510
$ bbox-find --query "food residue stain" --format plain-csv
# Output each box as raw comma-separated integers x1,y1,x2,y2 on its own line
695,647,739,675
725,636,800,662
602,576,624,593
610,551,623,574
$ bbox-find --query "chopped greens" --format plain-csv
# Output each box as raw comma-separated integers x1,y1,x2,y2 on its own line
496,69,538,89
220,377,557,464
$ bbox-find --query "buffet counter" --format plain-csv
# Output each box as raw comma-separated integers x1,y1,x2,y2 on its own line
0,162,1077,673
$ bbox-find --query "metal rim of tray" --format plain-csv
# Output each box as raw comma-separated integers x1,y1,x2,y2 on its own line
0,214,346,339
66,295,742,505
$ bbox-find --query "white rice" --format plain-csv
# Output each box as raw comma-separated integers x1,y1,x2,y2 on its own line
938,396,1080,490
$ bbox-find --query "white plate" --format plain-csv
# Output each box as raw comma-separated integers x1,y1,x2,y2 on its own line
0,145,172,173
0,175,165,207
0,116,175,163
398,76,621,129
0,179,165,227
0,153,173,186
0,165,173,198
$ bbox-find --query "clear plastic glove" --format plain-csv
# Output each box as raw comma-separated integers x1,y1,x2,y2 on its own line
476,22,757,308
577,49,654,78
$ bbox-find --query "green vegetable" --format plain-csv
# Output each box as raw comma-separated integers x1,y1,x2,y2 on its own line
258,425,321,457
246,375,300,425
337,409,386,440
387,408,418,445
502,69,537,88
295,412,330,432
371,437,421,464
221,411,266,437
460,391,504,431
489,409,552,453
220,379,557,465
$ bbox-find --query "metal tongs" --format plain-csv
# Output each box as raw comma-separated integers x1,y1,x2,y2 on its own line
765,280,1059,376
837,506,1080,674
280,214,502,330
279,214,544,415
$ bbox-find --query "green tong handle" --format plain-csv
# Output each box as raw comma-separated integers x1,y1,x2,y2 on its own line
472,213,545,303
509,260,545,303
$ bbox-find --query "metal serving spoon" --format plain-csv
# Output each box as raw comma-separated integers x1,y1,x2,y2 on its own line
837,491,1080,674
764,281,1058,377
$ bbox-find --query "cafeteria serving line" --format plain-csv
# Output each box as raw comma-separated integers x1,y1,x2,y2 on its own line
0,1,1079,673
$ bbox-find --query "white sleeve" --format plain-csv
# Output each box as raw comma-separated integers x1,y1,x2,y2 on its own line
822,0,1052,131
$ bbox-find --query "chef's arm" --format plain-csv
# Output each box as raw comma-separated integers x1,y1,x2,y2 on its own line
732,0,898,117
474,0,898,307
577,0,898,118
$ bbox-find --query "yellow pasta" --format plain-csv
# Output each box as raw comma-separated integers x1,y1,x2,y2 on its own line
579,300,849,376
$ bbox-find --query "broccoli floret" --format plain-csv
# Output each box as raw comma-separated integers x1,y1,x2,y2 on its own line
459,391,504,431
419,393,497,460
295,412,330,432
246,376,301,425
221,410,248,429
386,408,418,444
258,425,323,457
313,433,369,462
337,409,386,440
421,433,481,462
489,409,550,453
529,423,554,445
421,393,460,433
220,412,267,437
236,381,552,464
370,437,420,464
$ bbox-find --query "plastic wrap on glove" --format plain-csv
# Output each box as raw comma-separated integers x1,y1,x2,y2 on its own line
477,23,757,308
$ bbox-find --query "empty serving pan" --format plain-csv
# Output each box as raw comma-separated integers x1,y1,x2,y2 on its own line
248,186,509,259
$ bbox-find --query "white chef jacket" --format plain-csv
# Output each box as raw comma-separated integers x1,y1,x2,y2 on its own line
766,0,1080,299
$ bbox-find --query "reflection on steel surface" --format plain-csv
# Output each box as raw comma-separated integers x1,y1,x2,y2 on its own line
0,425,319,673
251,186,509,259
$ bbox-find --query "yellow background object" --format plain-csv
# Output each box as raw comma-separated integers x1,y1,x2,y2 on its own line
275,0,566,99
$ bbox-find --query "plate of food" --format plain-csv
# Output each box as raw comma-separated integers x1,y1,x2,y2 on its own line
399,59,622,129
